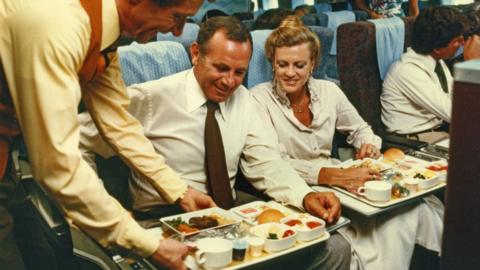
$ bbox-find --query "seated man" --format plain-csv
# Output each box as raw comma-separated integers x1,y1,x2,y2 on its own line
381,7,480,144
80,16,350,269
353,0,419,19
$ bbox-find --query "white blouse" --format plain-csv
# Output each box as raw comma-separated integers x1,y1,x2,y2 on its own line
251,79,382,185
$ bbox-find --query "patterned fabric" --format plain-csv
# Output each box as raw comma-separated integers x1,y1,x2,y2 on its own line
156,22,199,50
369,16,405,80
246,30,273,88
336,17,415,135
118,41,191,86
369,0,405,17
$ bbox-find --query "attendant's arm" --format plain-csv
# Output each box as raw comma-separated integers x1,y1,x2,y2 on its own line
8,10,158,257
82,53,188,203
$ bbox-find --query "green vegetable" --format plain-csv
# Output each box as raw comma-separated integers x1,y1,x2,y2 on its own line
164,217,186,228
267,233,278,240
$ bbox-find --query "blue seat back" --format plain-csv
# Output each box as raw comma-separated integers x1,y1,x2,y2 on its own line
118,41,191,86
246,30,273,88
156,23,199,50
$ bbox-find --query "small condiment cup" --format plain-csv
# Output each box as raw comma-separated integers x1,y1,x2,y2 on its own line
248,236,265,257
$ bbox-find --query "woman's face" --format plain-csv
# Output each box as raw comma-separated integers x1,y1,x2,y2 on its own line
273,43,314,94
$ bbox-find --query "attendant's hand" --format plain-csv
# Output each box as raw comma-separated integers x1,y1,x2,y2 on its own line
149,239,188,270
177,187,216,212
355,144,381,160
303,192,341,224
464,34,480,61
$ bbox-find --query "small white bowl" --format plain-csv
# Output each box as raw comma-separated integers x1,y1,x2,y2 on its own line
418,176,439,190
249,223,297,253
280,213,326,242
413,170,440,190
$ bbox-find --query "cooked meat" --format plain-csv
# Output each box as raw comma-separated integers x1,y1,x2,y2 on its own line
189,216,218,229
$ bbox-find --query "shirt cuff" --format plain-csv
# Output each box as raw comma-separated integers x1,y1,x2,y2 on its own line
114,215,160,257
290,184,316,211
307,165,322,185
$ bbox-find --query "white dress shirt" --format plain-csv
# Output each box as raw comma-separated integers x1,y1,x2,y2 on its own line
381,48,453,134
251,79,381,185
79,69,314,211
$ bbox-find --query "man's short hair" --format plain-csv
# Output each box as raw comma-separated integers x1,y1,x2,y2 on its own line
196,16,253,55
412,6,467,54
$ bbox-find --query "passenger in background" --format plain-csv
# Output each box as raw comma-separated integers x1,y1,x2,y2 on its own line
445,9,480,71
251,16,444,270
294,4,317,17
80,16,351,270
381,7,480,144
201,8,228,22
252,8,294,30
353,0,419,19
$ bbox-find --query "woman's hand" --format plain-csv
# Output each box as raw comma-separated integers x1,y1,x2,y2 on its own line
355,144,381,160
318,167,381,193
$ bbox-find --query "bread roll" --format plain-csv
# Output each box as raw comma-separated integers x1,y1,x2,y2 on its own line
257,209,285,224
383,148,405,162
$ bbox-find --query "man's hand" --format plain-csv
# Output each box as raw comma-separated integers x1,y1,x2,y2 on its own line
464,34,480,61
177,187,217,212
148,239,188,270
355,143,381,160
303,192,341,224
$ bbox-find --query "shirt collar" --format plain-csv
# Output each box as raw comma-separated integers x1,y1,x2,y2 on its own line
101,0,121,51
405,47,437,73
185,69,226,120
272,78,318,107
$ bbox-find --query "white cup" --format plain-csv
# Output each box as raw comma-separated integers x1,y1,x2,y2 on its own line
357,181,392,202
248,236,265,257
195,238,233,269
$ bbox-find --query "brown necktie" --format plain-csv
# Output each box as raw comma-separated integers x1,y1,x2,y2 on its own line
204,101,234,209
435,61,449,93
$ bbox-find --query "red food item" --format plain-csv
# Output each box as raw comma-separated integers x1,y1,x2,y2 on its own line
426,165,448,171
240,207,258,214
282,229,295,238
284,219,302,227
306,221,322,229
177,224,198,233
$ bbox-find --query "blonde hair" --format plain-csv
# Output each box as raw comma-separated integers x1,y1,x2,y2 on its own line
265,15,321,68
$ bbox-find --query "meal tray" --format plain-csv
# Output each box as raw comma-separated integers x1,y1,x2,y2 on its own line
333,156,447,208
159,207,242,238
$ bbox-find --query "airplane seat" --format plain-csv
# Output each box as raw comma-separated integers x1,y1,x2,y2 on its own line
245,29,273,88
245,27,334,88
336,16,415,138
156,22,199,57
118,41,192,87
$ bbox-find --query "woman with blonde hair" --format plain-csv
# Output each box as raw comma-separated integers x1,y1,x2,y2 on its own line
251,15,444,270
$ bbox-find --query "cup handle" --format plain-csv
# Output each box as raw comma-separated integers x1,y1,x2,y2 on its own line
357,186,366,195
195,250,206,265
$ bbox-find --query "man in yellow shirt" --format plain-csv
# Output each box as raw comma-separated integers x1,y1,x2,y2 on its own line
0,1,215,269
